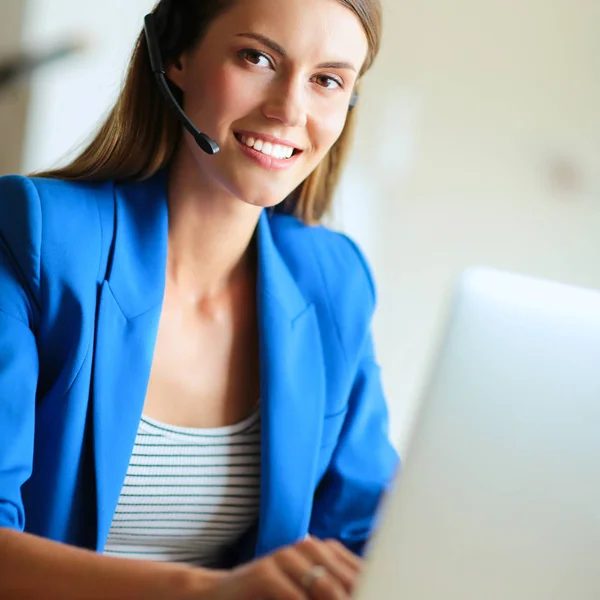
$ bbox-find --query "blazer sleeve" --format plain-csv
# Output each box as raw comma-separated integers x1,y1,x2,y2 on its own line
0,175,42,531
308,236,400,556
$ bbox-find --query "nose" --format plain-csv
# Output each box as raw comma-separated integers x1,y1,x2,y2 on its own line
262,77,308,128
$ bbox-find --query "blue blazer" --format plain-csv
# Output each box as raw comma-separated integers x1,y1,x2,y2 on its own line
0,170,398,563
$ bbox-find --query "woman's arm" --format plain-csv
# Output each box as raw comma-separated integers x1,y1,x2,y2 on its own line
0,528,361,600
0,528,220,600
308,231,400,555
309,331,400,555
0,176,207,599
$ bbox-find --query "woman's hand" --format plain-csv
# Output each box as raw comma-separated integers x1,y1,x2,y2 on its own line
194,537,363,600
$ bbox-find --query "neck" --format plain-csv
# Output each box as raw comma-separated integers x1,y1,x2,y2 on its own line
166,148,262,303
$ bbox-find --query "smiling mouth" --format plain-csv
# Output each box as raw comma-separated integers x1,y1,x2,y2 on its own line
234,133,301,160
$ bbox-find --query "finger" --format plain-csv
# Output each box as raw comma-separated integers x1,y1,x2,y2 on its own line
274,547,313,581
304,536,362,573
275,548,348,600
305,569,348,600
294,539,358,595
236,559,307,600
323,539,363,574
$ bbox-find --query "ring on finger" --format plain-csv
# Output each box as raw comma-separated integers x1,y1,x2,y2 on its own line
301,565,327,590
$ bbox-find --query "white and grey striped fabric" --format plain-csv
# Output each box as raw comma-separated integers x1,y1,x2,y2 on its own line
103,407,261,566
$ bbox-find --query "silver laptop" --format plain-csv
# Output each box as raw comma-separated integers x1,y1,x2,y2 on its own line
356,267,600,599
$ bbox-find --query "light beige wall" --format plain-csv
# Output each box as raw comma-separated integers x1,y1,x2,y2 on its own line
0,0,29,175
20,0,154,172
335,0,600,452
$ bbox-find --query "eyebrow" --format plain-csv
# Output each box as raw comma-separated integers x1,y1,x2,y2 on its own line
235,32,358,72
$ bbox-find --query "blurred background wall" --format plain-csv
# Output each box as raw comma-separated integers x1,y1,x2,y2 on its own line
0,0,29,174
1,0,599,454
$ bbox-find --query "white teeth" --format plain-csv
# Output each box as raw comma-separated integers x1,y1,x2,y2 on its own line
274,144,288,159
239,134,296,159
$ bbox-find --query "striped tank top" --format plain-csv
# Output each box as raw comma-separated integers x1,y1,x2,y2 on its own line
103,407,261,566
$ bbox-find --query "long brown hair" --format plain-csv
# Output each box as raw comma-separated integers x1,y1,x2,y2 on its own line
33,0,382,224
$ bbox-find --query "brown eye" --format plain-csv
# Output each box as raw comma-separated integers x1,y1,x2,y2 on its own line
239,49,272,68
313,74,343,89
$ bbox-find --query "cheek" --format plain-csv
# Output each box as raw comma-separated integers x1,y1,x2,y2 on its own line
204,66,237,107
189,64,258,127
312,110,348,155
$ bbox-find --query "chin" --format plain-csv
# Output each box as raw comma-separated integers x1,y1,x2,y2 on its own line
236,191,287,210
228,177,298,211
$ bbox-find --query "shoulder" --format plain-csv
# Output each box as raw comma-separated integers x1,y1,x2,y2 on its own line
269,211,377,306
0,175,115,308
0,174,114,236
268,212,377,359
0,174,114,216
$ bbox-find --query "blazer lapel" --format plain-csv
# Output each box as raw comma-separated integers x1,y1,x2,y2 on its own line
254,212,326,556
92,173,169,550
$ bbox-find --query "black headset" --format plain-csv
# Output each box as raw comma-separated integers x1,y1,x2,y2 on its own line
144,13,220,155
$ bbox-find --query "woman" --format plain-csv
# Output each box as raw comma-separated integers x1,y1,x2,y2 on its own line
0,0,398,597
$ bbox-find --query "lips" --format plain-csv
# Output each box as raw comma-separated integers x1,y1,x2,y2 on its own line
234,132,302,160
233,132,302,171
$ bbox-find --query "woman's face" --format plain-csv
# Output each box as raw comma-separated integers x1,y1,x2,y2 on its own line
167,0,369,208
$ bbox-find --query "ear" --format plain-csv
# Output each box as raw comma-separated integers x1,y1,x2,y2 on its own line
165,54,187,90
